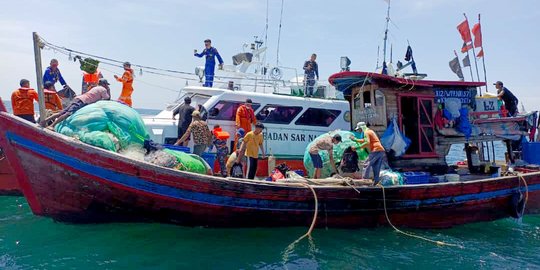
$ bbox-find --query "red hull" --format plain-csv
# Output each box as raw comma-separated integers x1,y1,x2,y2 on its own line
0,154,20,195
0,112,538,228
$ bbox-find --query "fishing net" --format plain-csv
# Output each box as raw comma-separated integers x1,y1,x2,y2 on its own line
163,149,211,174
78,57,100,74
56,100,149,152
303,130,369,178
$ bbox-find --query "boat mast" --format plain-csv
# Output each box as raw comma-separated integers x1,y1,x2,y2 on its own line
32,32,46,120
382,0,391,73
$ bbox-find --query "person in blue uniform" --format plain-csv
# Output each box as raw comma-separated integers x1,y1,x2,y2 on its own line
194,39,224,87
43,59,69,90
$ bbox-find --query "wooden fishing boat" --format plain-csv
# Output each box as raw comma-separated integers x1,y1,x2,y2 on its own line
0,152,19,195
0,110,538,228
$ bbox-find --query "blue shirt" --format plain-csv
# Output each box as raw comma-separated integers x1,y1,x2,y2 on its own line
195,47,224,66
43,66,66,86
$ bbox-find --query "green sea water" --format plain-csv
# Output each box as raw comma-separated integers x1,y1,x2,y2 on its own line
1,196,539,269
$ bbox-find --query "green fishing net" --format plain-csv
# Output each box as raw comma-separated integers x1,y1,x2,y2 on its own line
79,57,99,74
56,100,149,152
303,130,369,178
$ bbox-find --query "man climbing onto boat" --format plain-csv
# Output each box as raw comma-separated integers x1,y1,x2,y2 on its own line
303,53,319,97
114,62,134,107
308,134,341,179
494,81,519,117
236,122,266,179
172,96,195,147
42,59,69,90
11,79,38,123
350,122,386,185
41,79,111,128
43,81,63,113
234,99,256,150
194,39,224,87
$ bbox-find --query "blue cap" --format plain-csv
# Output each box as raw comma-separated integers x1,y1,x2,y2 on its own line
236,128,245,137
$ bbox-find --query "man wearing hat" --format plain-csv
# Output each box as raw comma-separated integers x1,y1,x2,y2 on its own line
494,81,519,117
173,96,195,146
41,79,111,128
350,122,386,185
194,39,224,87
114,62,135,107
174,110,212,156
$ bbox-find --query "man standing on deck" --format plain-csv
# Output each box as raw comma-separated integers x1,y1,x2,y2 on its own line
11,79,38,123
494,81,519,117
303,53,319,97
43,59,69,90
234,99,256,151
236,122,266,179
172,96,195,147
114,62,135,107
194,39,224,87
350,122,386,185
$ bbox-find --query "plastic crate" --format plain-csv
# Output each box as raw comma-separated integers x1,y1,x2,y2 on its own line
201,152,216,167
403,172,431,184
163,144,191,153
523,142,540,165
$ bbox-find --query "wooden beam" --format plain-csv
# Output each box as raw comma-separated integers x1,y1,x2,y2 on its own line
438,135,502,145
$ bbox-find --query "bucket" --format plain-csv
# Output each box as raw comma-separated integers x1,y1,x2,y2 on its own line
489,166,501,177
201,152,216,168
445,174,460,182
523,142,540,165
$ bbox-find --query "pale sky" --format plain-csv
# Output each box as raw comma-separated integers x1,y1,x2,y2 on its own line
1,0,539,110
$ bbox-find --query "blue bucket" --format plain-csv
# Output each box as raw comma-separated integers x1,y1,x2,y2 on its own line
523,142,540,165
163,144,191,153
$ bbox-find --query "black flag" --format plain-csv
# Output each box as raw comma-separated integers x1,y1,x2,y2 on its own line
462,55,471,67
449,57,464,80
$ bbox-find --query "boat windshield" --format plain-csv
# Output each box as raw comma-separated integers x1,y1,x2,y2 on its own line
164,93,210,112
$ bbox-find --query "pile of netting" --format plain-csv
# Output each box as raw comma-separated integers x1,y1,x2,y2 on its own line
55,100,211,175
303,130,369,178
56,101,149,152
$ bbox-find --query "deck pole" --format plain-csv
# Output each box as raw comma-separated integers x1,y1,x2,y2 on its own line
32,32,46,121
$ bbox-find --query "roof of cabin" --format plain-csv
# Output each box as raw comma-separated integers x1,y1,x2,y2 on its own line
328,71,486,94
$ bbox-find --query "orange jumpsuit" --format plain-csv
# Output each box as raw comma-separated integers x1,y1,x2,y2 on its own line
234,105,256,150
11,88,38,116
116,69,134,107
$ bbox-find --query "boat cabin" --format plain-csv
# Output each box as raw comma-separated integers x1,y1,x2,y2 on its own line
144,86,350,160
330,71,535,172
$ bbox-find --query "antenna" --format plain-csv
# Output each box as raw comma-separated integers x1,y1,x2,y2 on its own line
265,0,269,47
276,0,285,66
382,0,391,65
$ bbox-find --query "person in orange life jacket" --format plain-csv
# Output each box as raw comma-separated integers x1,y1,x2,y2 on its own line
43,81,63,112
42,79,111,128
234,98,256,150
81,65,103,94
236,122,266,179
43,59,69,90
11,79,38,123
114,62,134,107
350,122,386,185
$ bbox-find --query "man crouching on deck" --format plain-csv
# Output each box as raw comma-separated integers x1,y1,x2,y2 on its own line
40,79,111,128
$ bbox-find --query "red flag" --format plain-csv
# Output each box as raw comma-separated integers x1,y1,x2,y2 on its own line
477,48,484,58
461,42,473,53
457,19,472,43
472,22,482,48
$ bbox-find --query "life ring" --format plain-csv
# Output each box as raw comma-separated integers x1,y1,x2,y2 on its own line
270,67,282,80
509,191,526,218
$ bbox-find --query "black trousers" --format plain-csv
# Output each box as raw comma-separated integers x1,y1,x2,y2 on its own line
247,157,258,179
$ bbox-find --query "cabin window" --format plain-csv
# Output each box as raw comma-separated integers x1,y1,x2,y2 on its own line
209,101,261,121
256,105,302,124
295,108,341,127
352,87,387,127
